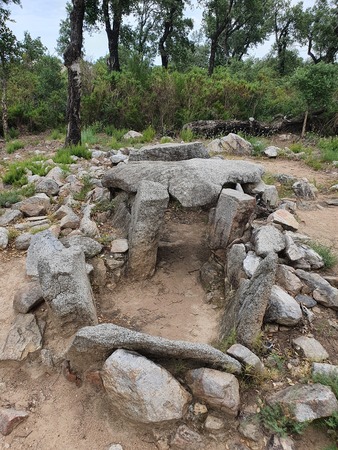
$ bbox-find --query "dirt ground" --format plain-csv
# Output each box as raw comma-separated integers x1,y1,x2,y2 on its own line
0,146,338,449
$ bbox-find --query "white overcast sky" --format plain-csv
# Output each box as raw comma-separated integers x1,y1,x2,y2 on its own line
9,0,315,62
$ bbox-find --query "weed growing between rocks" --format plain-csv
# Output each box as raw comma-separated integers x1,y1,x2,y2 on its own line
319,137,338,163
53,145,92,164
308,242,338,269
6,140,25,154
260,404,309,437
2,159,49,186
73,175,93,202
0,184,35,207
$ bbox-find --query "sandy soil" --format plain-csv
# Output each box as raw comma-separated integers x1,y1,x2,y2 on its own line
0,148,338,449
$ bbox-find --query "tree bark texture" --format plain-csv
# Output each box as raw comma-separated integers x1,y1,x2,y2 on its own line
1,76,9,140
102,0,121,72
64,0,85,147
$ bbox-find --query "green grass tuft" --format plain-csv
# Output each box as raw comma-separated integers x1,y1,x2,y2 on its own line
260,404,308,437
81,127,98,146
6,140,25,154
180,128,195,143
319,137,338,163
2,158,49,186
308,242,338,269
53,145,92,164
0,184,36,207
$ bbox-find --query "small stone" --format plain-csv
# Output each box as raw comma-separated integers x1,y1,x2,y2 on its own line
123,130,143,140
253,225,285,257
0,408,29,436
18,194,50,217
267,435,295,450
276,264,303,296
170,424,204,449
238,415,262,442
227,344,265,374
110,238,129,253
264,146,279,158
295,294,317,308
108,445,124,450
0,227,9,249
265,285,302,326
312,363,338,378
0,209,22,226
268,209,299,231
292,336,329,362
14,233,32,250
292,179,317,200
36,178,60,196
204,414,225,431
243,251,262,278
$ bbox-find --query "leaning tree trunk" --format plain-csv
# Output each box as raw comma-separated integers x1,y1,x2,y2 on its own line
1,75,9,140
64,0,85,147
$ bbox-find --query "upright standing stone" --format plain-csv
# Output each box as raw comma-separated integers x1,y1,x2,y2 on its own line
209,189,256,249
38,246,98,335
128,180,169,279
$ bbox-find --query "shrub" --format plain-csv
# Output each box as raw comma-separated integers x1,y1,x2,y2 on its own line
180,128,195,142
141,125,156,143
160,136,173,144
260,404,308,437
81,126,98,146
0,184,35,207
308,242,338,269
319,137,338,163
50,129,64,140
6,140,25,154
2,159,49,186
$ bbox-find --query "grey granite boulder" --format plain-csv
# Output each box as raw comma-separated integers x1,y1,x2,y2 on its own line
227,344,264,374
293,245,324,270
219,133,252,156
312,363,338,378
128,180,169,279
102,159,264,208
0,314,42,361
209,189,256,249
35,178,60,196
102,349,191,424
38,245,98,335
295,270,338,309
0,209,22,226
185,368,240,416
253,225,285,257
14,233,32,250
60,235,103,258
267,384,338,422
265,285,302,326
13,282,44,313
66,324,241,375
292,179,317,200
16,194,50,217
129,142,209,161
26,230,64,277
293,336,329,362
264,146,279,158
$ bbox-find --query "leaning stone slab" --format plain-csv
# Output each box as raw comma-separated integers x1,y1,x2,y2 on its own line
293,336,329,362
0,314,42,361
227,344,264,374
312,363,338,378
102,349,191,424
38,246,98,335
185,368,240,416
226,243,247,288
26,230,64,277
128,180,169,279
66,324,241,375
236,253,278,348
102,159,264,208
267,209,299,231
0,227,9,249
267,384,338,422
276,265,303,296
13,281,44,313
295,270,338,309
209,189,256,249
61,235,103,258
0,209,22,226
253,225,285,257
0,408,28,436
265,285,302,326
219,133,252,156
129,142,209,162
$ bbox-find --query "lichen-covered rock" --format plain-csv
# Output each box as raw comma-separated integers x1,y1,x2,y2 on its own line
102,349,191,424
129,142,209,161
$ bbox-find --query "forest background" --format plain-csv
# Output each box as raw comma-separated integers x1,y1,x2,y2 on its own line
0,0,337,140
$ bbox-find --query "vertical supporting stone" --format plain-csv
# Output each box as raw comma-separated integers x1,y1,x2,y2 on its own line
209,189,256,250
128,180,169,280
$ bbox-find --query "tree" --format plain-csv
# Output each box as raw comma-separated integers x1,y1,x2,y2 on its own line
64,0,85,146
203,0,272,76
291,62,338,137
297,0,338,64
272,0,303,76
0,7,20,138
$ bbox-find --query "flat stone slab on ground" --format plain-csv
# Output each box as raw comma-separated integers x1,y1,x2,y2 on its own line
267,383,338,422
293,336,329,362
102,159,264,207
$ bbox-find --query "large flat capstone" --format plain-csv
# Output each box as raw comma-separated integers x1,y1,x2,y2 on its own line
102,159,264,207
128,142,209,161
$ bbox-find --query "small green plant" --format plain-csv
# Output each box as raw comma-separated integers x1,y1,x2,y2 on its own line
312,372,338,398
289,143,306,154
6,140,25,154
260,404,308,437
2,159,48,186
81,126,98,146
180,128,195,143
319,137,338,163
7,228,20,242
0,184,35,207
214,328,237,352
92,199,116,214
73,175,93,202
141,125,156,143
160,136,173,144
308,242,338,269
53,145,91,164
305,156,323,171
50,129,64,140
246,136,266,156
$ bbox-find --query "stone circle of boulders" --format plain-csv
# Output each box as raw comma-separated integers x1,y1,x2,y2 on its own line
1,135,338,446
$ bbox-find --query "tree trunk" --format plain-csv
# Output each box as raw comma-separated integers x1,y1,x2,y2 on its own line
103,0,121,72
1,76,9,140
64,0,85,147
208,38,217,76
301,110,308,138
159,19,173,69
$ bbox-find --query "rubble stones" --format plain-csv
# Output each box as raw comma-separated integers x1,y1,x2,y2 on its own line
102,349,191,424
186,368,240,416
295,270,338,309
128,180,169,279
209,189,256,249
0,314,42,361
13,281,44,313
253,225,285,257
293,336,329,362
267,384,338,422
267,209,299,231
129,142,209,161
0,408,29,436
61,235,103,258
